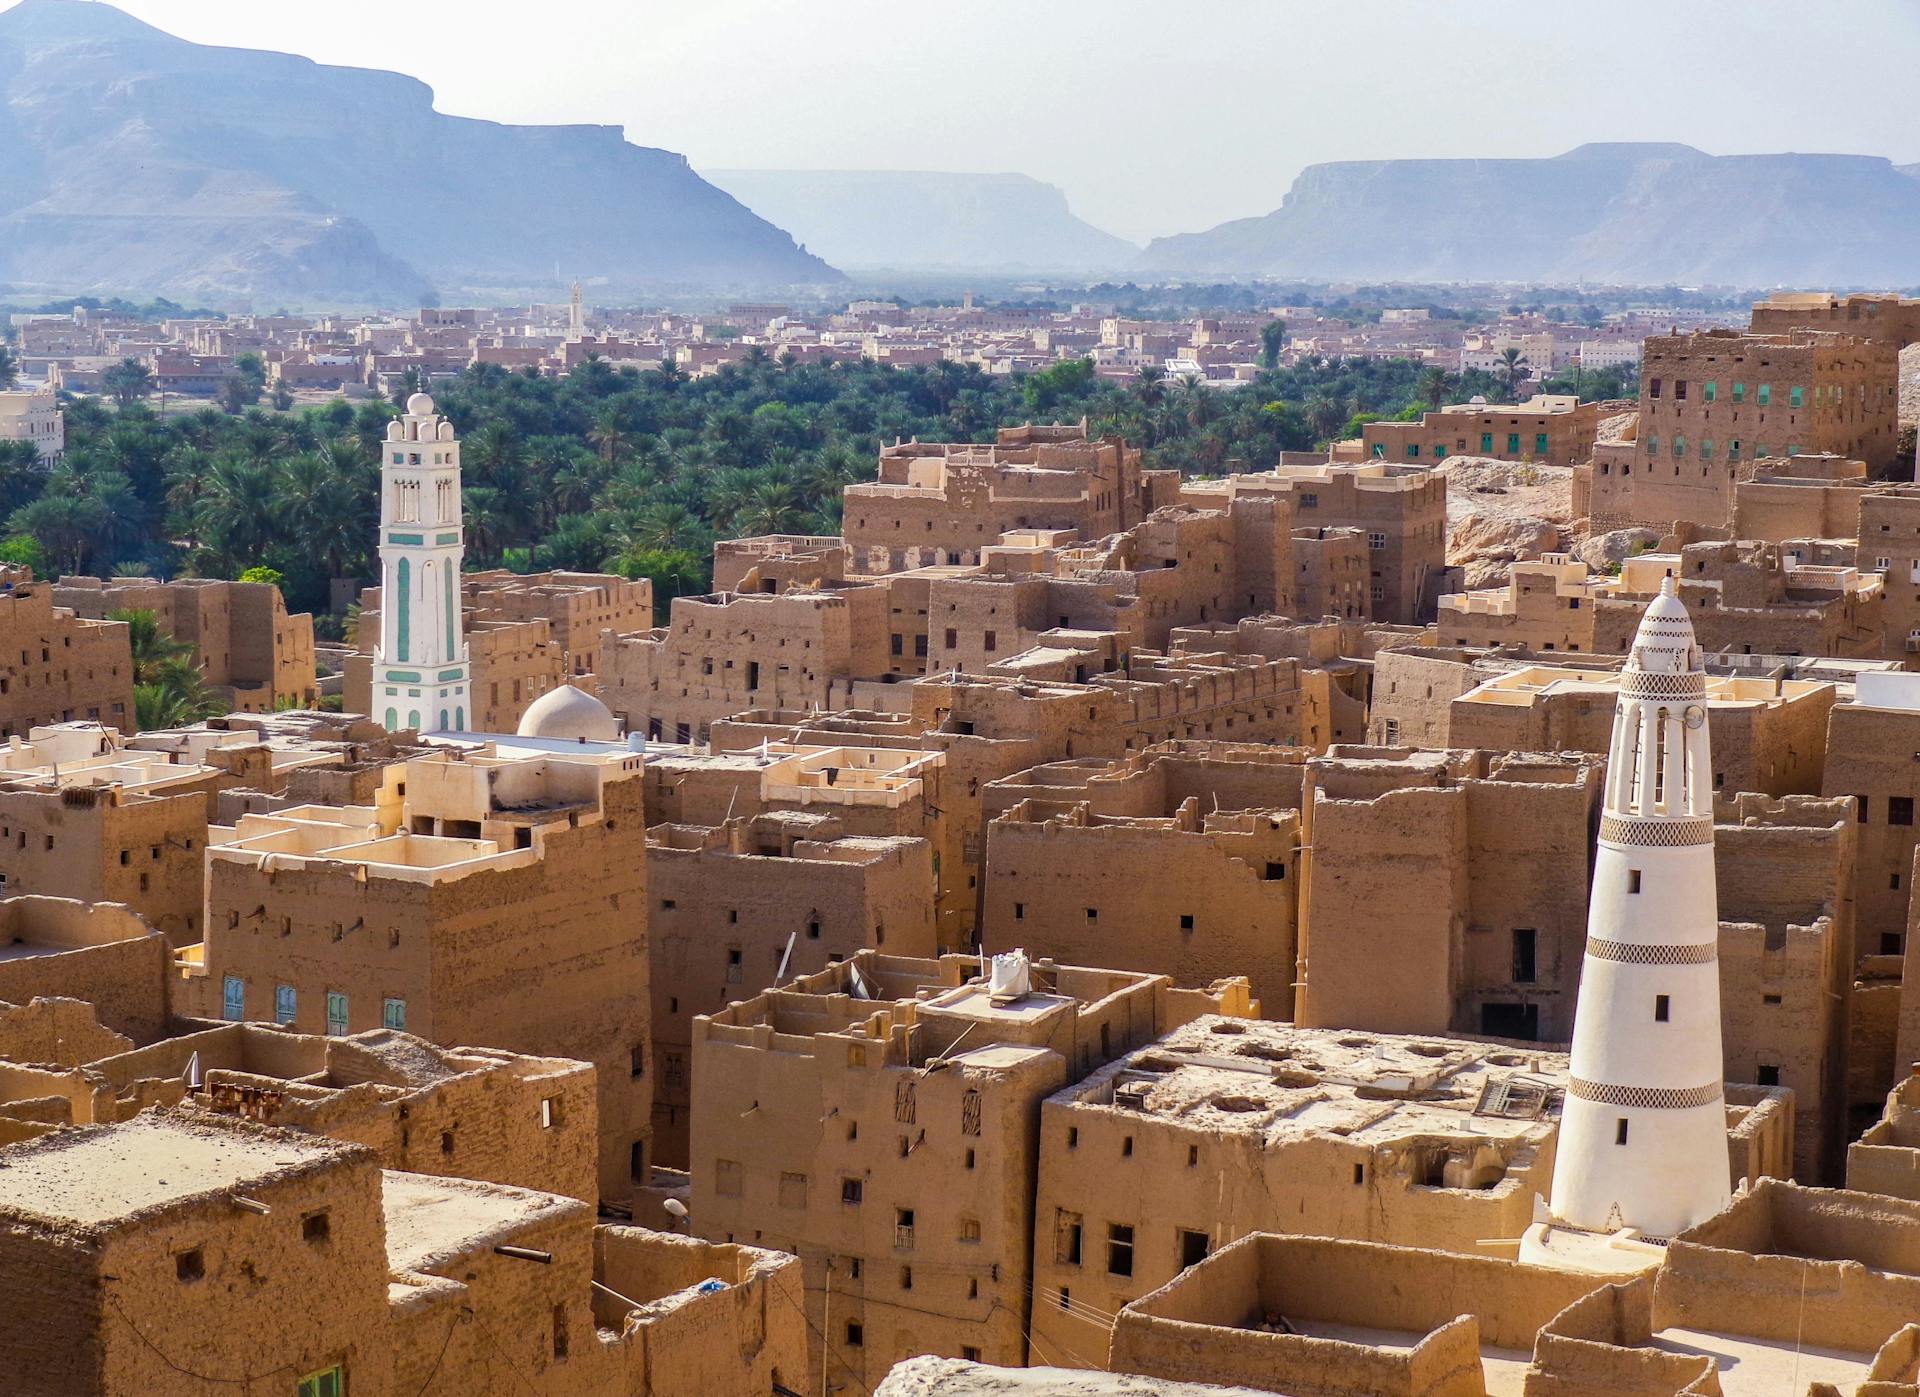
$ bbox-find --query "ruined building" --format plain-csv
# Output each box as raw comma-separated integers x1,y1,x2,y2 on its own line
690,950,1253,1391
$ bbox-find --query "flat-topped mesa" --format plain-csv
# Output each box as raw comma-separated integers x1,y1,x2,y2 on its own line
1525,579,1730,1272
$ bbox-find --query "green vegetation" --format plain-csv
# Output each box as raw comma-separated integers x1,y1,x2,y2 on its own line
22,349,1598,619
110,607,223,730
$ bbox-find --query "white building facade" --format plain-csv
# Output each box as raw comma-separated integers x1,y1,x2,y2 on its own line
0,390,64,463
1524,577,1730,1269
372,393,470,733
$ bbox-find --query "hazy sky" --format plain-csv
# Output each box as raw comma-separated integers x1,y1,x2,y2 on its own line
45,0,1920,244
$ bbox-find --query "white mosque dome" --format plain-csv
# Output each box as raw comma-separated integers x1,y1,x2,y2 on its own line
516,684,620,742
406,392,436,417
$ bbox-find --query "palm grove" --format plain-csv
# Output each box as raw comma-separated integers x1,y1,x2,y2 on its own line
1,344,1632,652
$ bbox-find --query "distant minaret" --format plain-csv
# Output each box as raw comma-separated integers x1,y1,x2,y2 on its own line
372,394,469,733
1534,577,1728,1254
569,280,586,340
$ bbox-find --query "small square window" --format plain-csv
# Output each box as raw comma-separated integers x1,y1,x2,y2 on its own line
845,1321,864,1348
176,1248,204,1282
1627,869,1642,894
841,1178,863,1205
1615,1118,1629,1145
1757,1064,1781,1087
1179,914,1194,931
1654,995,1670,1023
302,1211,330,1244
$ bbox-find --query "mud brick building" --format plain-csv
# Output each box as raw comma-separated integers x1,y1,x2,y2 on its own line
187,744,651,1202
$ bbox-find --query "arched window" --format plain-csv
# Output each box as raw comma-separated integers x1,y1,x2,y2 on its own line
385,707,397,731
407,709,421,731
395,558,411,661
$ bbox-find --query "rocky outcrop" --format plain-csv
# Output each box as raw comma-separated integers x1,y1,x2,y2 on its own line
0,0,840,307
1577,527,1662,574
1141,143,1920,286
703,170,1137,273
1441,456,1574,588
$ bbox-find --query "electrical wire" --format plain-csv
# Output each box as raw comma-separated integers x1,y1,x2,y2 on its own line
473,1317,542,1396
104,1286,298,1387
406,1310,468,1397
770,1269,874,1397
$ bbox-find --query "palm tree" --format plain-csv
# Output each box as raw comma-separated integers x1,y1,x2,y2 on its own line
735,479,806,538
135,658,222,731
1305,396,1347,446
9,494,105,575
0,346,17,391
193,456,279,574
1418,367,1454,410
620,503,702,554
1496,348,1530,401
0,441,45,518
102,358,154,410
588,405,633,465
108,608,193,683
1132,365,1167,411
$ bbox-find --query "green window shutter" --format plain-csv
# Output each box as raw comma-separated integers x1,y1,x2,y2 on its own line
1480,433,1493,452
1703,381,1716,403
1506,433,1520,453
443,562,456,659
1789,386,1804,409
1732,382,1745,403
395,558,410,662
1673,435,1686,457
1757,383,1771,406
1535,433,1549,456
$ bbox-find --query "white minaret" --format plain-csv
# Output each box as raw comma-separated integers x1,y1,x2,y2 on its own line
1523,577,1728,1270
569,280,586,340
372,393,470,733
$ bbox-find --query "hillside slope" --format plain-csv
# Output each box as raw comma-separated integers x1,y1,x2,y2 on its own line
0,0,840,306
1141,144,1920,287
706,170,1137,274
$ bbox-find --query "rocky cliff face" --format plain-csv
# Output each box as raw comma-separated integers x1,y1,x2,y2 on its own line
1141,144,1920,287
703,170,1138,274
0,0,840,307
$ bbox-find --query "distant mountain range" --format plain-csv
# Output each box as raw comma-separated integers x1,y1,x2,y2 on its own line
703,170,1138,275
0,0,840,307
1139,144,1920,288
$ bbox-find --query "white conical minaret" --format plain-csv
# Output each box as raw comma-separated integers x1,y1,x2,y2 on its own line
372,393,470,733
1526,577,1728,1265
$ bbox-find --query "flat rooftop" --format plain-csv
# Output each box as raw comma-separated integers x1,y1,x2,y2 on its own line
876,1357,1272,1395
1460,665,1828,710
0,1113,348,1227
382,1171,585,1275
1065,1016,1566,1148
1648,1326,1868,1395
